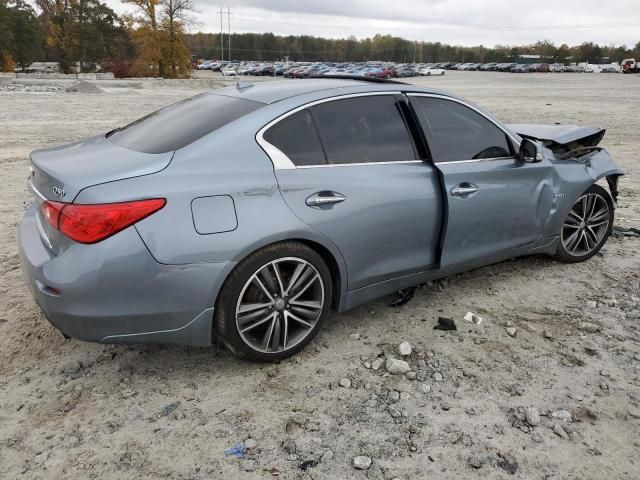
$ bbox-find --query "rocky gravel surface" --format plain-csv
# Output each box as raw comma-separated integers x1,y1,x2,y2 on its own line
0,72,639,479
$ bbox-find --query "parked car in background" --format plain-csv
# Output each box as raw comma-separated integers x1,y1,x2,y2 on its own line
479,62,497,71
419,66,445,76
221,66,238,77
197,60,214,70
550,63,565,72
254,65,276,76
510,64,532,73
394,66,417,77
532,63,550,72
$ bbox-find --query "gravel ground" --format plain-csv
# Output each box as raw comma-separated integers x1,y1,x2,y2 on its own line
0,71,639,480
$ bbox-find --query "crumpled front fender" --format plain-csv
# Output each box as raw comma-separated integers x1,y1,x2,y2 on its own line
584,150,624,204
542,149,624,237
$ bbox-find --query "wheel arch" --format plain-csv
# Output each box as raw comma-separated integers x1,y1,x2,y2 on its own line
213,234,348,315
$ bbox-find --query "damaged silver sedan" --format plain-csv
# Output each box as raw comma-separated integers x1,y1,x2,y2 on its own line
19,80,624,360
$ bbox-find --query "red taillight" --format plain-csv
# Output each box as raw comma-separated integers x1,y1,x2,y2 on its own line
40,198,166,244
41,200,66,229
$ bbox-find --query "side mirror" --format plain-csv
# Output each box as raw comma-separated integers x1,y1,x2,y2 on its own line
518,138,542,163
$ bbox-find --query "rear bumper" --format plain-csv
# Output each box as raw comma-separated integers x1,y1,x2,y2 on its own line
19,204,230,347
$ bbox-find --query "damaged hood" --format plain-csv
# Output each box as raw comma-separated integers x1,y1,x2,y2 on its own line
507,124,605,151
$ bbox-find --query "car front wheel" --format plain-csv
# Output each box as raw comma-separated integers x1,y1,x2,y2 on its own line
554,184,614,263
215,241,333,361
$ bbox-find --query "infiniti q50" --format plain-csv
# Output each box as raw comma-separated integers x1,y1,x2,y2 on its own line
19,78,623,361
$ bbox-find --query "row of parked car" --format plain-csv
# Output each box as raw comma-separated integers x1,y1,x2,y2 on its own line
197,61,447,78
197,59,622,77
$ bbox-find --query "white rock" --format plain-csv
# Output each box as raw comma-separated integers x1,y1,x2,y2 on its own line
464,311,483,325
418,383,431,394
433,372,443,382
371,358,384,371
339,378,352,388
627,407,640,419
398,342,412,356
349,333,361,341
34,451,50,465
586,300,598,309
553,424,569,439
353,455,372,470
506,327,517,337
386,358,411,375
244,438,258,450
551,409,572,422
578,322,601,333
525,407,541,426
395,383,413,393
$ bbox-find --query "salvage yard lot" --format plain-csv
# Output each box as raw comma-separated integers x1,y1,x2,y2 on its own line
0,71,639,479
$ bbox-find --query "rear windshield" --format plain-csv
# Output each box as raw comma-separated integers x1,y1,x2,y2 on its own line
107,93,264,154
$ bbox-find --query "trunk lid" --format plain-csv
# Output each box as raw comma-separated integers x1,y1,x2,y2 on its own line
30,134,173,202
28,134,173,253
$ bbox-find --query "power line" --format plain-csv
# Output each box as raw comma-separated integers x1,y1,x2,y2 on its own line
227,6,231,61
218,8,224,61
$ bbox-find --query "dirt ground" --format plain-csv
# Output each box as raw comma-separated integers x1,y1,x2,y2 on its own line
0,71,639,480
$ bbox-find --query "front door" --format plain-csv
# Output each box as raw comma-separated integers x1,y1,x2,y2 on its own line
262,93,442,290
408,94,554,269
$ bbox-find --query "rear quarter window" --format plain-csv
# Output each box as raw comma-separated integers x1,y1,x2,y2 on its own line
107,94,263,154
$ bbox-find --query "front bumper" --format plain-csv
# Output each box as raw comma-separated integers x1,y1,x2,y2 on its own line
18,204,230,347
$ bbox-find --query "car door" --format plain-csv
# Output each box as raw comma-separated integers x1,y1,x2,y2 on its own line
260,93,442,290
408,93,554,269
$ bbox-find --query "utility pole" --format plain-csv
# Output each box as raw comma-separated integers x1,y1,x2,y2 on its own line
413,41,417,64
227,7,231,62
219,8,224,62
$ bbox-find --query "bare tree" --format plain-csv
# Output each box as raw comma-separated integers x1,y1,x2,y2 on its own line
161,0,195,76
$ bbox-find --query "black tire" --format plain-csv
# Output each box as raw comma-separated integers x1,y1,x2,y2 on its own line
554,184,614,263
214,241,333,362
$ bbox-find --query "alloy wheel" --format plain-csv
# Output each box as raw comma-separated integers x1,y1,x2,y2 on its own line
561,192,611,256
235,257,325,353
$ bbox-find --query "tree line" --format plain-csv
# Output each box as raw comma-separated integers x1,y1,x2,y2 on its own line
0,0,195,77
187,33,640,64
1,1,639,77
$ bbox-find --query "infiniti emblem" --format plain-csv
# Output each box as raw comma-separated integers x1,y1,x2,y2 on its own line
52,186,66,198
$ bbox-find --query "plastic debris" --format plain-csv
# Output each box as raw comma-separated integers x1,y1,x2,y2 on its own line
434,317,457,331
224,442,247,458
389,286,417,307
464,311,483,325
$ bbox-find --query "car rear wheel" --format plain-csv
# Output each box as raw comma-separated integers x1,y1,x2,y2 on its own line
554,184,613,263
214,241,332,361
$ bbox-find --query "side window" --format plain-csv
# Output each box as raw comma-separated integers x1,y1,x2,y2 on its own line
411,96,512,163
263,109,327,166
310,95,416,164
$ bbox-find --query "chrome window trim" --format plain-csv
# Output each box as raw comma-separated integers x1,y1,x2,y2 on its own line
406,92,522,164
436,156,516,165
296,160,424,169
256,91,403,170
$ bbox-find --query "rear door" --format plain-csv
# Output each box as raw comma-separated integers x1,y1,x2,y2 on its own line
261,93,442,290
408,93,554,269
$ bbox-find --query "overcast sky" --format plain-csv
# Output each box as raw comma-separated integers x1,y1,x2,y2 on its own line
105,0,640,47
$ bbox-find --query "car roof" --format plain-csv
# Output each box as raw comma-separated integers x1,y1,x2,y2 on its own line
210,79,454,105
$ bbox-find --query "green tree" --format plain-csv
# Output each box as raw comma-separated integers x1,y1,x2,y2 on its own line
10,1,42,70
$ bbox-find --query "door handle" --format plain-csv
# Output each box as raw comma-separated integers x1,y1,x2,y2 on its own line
305,191,346,208
451,183,479,197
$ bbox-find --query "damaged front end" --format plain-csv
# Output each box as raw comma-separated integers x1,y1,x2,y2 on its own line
508,123,624,204
509,123,605,159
